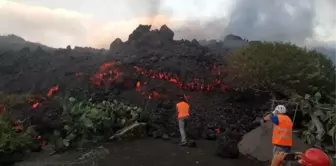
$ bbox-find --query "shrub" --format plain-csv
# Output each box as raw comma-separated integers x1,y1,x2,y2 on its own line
0,92,34,110
226,41,335,99
0,114,33,164
52,97,144,152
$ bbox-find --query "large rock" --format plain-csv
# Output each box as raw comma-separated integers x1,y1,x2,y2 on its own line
128,25,151,41
110,38,123,50
238,122,309,162
159,25,174,41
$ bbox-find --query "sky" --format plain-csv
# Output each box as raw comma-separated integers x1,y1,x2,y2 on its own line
0,0,335,48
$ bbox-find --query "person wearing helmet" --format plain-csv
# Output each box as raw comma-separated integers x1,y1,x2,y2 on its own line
264,105,293,164
176,95,190,146
271,148,331,166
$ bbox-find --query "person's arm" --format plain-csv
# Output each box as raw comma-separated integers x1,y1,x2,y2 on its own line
264,113,279,125
264,113,271,121
270,114,279,125
271,152,286,166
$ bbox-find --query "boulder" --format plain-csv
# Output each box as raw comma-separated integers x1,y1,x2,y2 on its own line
238,122,310,162
128,25,151,41
110,38,123,50
159,25,174,41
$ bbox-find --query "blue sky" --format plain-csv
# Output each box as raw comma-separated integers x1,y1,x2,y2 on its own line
0,0,335,48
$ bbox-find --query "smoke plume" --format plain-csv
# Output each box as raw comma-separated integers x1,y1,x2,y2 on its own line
175,0,320,45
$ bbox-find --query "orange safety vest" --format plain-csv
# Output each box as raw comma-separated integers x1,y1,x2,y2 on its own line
272,114,293,146
176,101,190,118
136,81,141,91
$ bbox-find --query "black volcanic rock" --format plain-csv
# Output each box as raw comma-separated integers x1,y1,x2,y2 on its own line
159,25,174,41
110,38,123,50
128,25,151,41
108,24,224,80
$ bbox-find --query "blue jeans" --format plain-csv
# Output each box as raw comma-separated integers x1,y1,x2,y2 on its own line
273,145,291,155
178,116,189,143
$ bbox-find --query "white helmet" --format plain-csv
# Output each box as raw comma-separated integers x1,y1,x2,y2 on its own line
274,105,287,114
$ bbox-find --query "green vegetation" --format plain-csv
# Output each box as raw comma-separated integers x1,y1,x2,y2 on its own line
0,115,32,153
0,92,34,110
0,114,34,164
227,41,336,150
52,97,146,152
293,92,336,152
226,41,335,98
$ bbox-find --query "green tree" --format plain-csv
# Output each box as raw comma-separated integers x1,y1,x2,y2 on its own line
226,41,335,100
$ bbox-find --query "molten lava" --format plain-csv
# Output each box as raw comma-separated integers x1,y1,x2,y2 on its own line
29,84,60,109
136,81,141,92
88,61,230,100
47,85,60,97
133,65,229,92
90,62,121,86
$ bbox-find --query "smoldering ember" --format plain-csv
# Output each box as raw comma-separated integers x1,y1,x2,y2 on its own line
0,25,335,166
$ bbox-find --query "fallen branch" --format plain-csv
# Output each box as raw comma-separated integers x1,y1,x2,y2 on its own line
109,121,146,140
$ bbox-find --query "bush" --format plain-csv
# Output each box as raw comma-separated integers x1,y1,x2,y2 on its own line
0,92,34,110
226,41,335,98
52,97,144,152
0,114,33,165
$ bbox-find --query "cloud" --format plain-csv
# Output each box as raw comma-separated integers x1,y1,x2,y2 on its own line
0,1,183,48
177,0,335,46
0,0,335,48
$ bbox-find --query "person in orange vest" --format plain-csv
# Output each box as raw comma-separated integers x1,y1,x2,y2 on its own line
271,148,331,166
176,95,190,146
264,105,293,164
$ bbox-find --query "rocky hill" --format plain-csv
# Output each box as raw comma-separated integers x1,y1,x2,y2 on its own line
0,34,54,52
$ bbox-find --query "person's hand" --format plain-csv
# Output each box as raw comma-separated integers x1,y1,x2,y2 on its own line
295,152,304,163
295,152,304,158
271,151,287,166
263,113,271,121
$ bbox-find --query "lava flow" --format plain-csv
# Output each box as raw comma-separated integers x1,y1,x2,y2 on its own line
133,65,230,92
90,61,121,86
29,84,60,109
89,61,229,92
